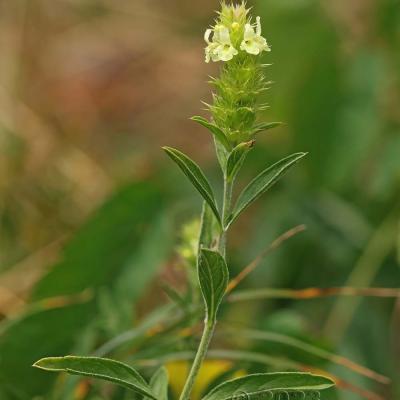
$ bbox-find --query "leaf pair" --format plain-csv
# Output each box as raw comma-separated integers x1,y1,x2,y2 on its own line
34,357,168,400
34,357,334,399
164,145,306,230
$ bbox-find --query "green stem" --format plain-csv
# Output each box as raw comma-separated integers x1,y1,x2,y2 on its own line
179,176,232,400
178,320,215,400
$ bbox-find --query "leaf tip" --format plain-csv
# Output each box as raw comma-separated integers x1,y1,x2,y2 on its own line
33,357,61,371
162,146,173,154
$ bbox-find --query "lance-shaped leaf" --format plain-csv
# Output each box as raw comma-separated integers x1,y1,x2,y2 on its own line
198,249,229,322
202,372,335,400
253,121,283,135
150,366,169,400
163,147,221,226
33,356,156,399
227,152,306,227
226,140,255,182
191,116,231,151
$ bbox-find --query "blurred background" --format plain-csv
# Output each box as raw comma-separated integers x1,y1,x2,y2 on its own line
0,0,399,399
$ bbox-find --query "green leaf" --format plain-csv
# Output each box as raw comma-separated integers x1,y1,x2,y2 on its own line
113,212,173,331
199,202,218,250
94,303,176,357
163,147,221,226
191,116,231,151
226,140,255,182
33,356,157,399
0,303,93,399
150,366,169,400
214,136,229,171
161,283,187,308
253,122,283,135
202,372,335,400
198,249,229,322
32,181,166,300
227,153,307,227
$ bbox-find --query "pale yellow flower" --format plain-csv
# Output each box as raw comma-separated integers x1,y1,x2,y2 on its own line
240,16,271,55
204,25,238,63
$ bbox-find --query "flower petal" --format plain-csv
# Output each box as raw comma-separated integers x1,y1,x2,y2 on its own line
243,24,256,41
204,29,212,44
256,16,262,36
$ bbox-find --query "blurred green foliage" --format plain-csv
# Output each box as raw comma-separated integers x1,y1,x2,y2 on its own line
0,0,399,399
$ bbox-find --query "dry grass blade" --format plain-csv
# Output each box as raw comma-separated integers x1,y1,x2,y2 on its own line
221,326,390,384
226,224,307,293
228,287,400,302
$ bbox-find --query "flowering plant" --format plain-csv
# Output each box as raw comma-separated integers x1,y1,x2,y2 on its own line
33,3,336,399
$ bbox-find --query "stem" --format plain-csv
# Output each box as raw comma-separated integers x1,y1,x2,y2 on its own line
179,176,232,400
178,321,215,400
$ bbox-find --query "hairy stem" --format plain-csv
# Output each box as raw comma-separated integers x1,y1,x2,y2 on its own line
179,176,232,400
178,320,215,400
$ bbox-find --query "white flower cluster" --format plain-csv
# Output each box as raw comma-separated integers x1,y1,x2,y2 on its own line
204,17,270,63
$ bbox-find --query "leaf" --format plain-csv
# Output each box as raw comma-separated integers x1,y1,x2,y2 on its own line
94,303,176,357
32,181,166,300
199,202,218,250
113,212,173,330
191,116,231,151
0,303,93,399
198,249,229,322
161,283,187,308
163,147,221,226
214,136,228,171
33,356,157,399
150,366,169,400
253,121,283,135
226,141,255,182
202,372,335,400
227,153,307,227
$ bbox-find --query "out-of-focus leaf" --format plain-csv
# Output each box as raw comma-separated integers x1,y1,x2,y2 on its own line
52,323,98,400
94,303,177,357
191,116,231,151
113,212,173,330
0,303,93,399
226,141,254,183
202,372,335,400
32,182,165,300
253,122,283,135
163,146,221,226
150,366,169,400
227,153,306,227
198,249,229,322
34,356,156,399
